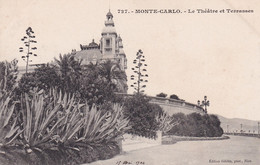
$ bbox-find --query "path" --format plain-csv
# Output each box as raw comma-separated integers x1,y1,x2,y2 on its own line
84,136,260,165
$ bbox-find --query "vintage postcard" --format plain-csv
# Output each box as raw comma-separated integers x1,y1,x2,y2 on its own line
0,0,259,165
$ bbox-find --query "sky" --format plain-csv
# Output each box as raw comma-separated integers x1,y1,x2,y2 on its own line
1,0,260,121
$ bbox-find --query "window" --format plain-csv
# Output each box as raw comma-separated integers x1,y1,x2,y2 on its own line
106,39,110,47
105,48,112,52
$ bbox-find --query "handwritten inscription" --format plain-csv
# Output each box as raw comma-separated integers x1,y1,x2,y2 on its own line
116,161,145,165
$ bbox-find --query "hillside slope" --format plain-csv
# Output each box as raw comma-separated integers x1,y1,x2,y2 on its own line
216,115,259,134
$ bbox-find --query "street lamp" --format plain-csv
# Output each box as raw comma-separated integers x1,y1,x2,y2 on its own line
198,96,210,113
227,125,229,133
257,122,260,136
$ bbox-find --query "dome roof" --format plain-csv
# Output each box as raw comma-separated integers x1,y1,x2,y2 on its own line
74,49,102,61
88,39,98,47
102,26,117,34
106,11,113,18
80,39,99,50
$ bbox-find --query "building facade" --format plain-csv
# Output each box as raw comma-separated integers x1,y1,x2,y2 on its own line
72,10,127,71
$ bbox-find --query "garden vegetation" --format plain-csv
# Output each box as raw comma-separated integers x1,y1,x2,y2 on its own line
0,56,167,164
166,113,223,137
0,57,131,164
0,56,223,164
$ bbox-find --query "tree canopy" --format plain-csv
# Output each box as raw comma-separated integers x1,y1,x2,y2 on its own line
123,94,163,138
167,113,223,137
16,55,127,107
169,94,180,100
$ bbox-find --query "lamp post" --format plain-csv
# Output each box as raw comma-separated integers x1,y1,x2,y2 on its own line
19,27,37,74
257,122,260,136
227,125,229,133
198,96,210,113
240,124,243,134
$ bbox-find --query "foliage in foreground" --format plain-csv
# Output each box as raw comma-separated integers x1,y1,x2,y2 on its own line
0,89,130,164
0,62,21,147
0,90,21,147
0,59,18,93
0,141,120,165
167,113,223,137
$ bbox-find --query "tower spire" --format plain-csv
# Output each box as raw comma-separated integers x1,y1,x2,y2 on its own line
109,0,110,11
105,8,114,27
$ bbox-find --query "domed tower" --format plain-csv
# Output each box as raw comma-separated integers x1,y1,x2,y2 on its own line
73,10,127,70
100,10,127,70
101,10,117,58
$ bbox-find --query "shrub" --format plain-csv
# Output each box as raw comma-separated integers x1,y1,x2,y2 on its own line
167,113,223,137
169,94,180,100
156,92,167,98
123,94,163,139
16,64,61,95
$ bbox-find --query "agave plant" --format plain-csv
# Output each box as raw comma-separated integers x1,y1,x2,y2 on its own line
0,92,22,147
47,90,83,141
54,103,85,148
78,104,131,144
19,89,66,153
98,104,131,142
156,111,179,133
0,63,22,148
16,87,131,153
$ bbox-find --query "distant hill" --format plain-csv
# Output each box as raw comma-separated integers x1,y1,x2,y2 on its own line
216,115,259,134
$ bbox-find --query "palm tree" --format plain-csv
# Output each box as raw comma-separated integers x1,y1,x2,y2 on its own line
84,62,100,81
98,60,127,93
54,53,82,92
